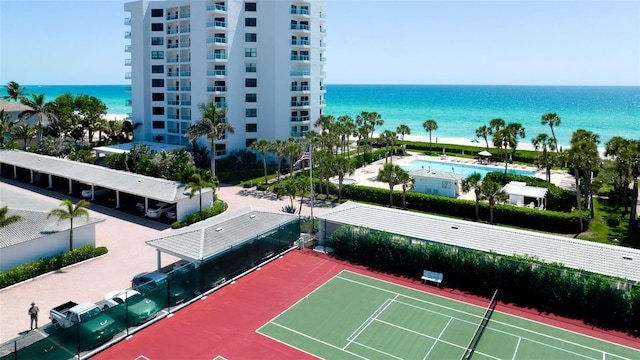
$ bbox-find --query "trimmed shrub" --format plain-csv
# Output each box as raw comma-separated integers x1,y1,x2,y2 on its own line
171,200,228,229
0,245,108,289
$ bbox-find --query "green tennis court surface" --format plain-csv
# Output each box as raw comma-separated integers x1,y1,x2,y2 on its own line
257,271,639,360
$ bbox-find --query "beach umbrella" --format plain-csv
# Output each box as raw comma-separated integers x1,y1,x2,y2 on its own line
478,150,492,157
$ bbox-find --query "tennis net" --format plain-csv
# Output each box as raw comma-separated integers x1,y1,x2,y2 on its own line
461,289,499,360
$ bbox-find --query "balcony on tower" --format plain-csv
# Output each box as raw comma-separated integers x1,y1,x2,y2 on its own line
206,1,227,12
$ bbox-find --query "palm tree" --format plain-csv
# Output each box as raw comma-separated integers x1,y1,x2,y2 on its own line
0,109,19,147
250,138,271,184
563,146,587,232
47,199,90,251
541,113,561,152
12,123,37,148
489,118,506,159
505,122,526,156
626,140,640,231
378,163,403,207
184,102,234,178
605,136,632,206
422,119,438,153
19,93,58,144
461,173,482,221
398,170,414,210
0,206,23,227
571,129,600,219
2,81,28,102
480,179,508,225
185,173,217,214
475,125,492,150
269,139,286,181
75,94,108,144
284,137,304,177
379,129,397,163
532,133,557,182
337,115,356,157
396,124,411,155
364,111,383,141
334,156,355,200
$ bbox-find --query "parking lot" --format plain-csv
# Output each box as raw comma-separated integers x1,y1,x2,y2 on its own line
0,177,337,346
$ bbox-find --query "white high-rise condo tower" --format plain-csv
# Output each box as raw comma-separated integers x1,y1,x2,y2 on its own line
124,0,326,158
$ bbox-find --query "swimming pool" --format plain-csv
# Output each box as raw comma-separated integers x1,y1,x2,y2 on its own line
331,177,357,185
401,160,536,178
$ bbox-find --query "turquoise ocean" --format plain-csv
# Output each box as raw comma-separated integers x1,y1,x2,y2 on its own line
23,84,639,146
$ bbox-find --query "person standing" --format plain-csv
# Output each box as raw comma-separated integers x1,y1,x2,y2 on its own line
28,302,39,330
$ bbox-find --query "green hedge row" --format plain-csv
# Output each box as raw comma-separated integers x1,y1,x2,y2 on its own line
402,140,538,163
171,200,228,229
341,184,587,233
328,226,640,335
0,245,108,289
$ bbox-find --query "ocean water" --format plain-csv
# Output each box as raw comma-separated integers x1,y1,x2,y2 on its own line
22,84,640,145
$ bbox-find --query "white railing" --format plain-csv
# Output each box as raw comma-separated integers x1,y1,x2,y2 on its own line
207,70,227,76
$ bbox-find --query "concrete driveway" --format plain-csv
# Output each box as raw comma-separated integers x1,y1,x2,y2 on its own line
0,179,337,345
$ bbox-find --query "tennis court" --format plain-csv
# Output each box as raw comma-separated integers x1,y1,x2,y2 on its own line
258,270,640,360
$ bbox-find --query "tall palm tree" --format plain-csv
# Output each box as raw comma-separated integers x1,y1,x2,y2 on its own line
47,199,90,251
541,113,561,152
284,137,304,177
475,125,492,150
12,123,37,148
379,130,397,163
480,179,508,225
364,111,383,141
334,156,355,200
250,138,271,184
563,145,587,232
2,81,28,102
489,118,505,132
571,129,600,219
269,139,286,181
337,115,356,157
0,206,23,227
398,170,414,210
396,124,411,155
505,122,526,156
185,102,234,178
461,173,482,221
490,118,506,159
627,140,640,231
532,133,557,182
185,173,217,214
422,119,438,153
378,163,403,207
19,93,58,144
605,136,632,207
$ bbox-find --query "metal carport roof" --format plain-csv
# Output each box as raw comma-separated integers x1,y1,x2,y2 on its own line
317,201,640,282
145,207,299,262
0,150,209,203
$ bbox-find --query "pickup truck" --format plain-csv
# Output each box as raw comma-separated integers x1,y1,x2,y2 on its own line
49,301,118,350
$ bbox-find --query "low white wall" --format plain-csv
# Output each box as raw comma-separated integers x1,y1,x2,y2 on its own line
0,225,97,272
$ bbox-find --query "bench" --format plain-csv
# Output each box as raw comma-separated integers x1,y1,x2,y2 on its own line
421,270,443,287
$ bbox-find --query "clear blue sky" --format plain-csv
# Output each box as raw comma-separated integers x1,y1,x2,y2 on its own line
1,0,638,86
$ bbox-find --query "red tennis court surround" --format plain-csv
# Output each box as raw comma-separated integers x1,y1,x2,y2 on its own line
95,250,640,359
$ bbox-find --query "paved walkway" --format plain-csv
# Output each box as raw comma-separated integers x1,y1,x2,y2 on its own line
0,179,336,345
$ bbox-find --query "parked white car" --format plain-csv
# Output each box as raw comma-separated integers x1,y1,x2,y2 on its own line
146,202,174,218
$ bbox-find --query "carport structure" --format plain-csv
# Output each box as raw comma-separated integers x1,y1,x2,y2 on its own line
145,206,300,275
0,150,212,222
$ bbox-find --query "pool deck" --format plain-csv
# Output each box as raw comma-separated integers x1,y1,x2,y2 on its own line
335,152,576,201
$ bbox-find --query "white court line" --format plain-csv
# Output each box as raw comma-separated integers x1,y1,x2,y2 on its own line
339,271,640,354
347,298,392,341
423,318,453,360
269,321,369,360
256,270,347,334
350,340,403,360
337,272,638,360
512,337,521,360
344,294,399,350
